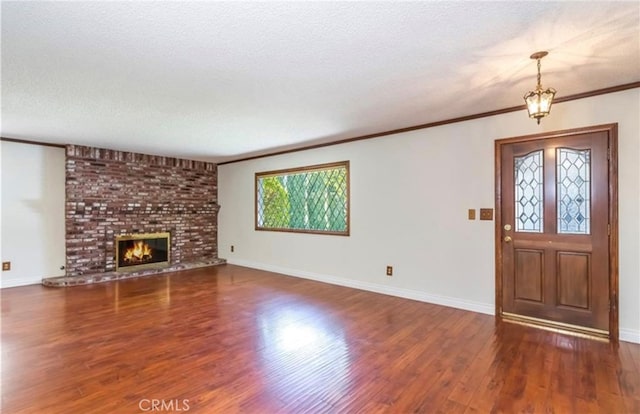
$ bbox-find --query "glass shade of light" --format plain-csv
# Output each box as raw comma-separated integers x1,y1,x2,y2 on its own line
524,87,556,124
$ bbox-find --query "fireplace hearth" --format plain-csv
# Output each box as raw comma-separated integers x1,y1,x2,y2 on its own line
116,232,170,272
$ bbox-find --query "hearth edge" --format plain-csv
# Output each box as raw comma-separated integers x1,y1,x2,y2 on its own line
42,258,226,287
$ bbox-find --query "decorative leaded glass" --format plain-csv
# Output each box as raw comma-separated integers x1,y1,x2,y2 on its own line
557,148,591,234
256,162,349,235
515,150,544,232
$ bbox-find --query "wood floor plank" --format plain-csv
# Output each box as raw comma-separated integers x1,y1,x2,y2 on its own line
1,264,638,413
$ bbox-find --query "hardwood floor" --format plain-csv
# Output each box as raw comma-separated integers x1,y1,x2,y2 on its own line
1,264,638,413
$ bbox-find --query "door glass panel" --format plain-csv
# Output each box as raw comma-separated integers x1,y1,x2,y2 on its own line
515,150,544,232
557,148,591,234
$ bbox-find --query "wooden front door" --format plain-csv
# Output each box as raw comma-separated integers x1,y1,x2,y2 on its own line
496,124,618,339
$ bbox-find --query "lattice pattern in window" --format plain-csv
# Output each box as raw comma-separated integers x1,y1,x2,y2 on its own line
256,161,349,235
557,148,591,234
515,150,544,232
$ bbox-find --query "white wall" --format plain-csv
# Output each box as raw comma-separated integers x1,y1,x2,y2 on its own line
219,88,640,343
0,141,66,288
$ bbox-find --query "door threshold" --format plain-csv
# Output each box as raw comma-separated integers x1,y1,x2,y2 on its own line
501,312,610,342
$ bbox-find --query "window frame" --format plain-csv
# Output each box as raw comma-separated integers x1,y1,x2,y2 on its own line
254,161,350,236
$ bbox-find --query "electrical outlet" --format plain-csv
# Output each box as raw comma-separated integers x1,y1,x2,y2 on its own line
230,245,235,252
386,266,393,276
468,209,476,220
2,262,11,271
480,208,494,221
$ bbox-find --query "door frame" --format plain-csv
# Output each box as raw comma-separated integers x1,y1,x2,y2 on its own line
494,123,618,340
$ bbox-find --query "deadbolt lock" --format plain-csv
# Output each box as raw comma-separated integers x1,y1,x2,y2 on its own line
504,224,512,231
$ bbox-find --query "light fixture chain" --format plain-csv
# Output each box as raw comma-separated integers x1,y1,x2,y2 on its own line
537,58,542,89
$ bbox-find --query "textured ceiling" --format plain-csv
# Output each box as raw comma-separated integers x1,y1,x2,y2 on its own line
2,1,639,163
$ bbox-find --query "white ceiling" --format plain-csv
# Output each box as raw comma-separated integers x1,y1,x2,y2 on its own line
2,1,639,163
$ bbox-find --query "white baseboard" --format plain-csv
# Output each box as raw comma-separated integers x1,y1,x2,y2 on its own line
0,278,42,289
620,328,640,344
227,259,640,344
227,258,494,316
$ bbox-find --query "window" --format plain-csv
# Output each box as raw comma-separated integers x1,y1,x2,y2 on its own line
514,150,544,232
255,161,349,235
557,148,591,234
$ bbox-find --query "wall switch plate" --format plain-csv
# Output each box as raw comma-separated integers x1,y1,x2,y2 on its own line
480,208,494,221
386,266,393,276
231,245,234,252
468,209,476,220
2,262,11,271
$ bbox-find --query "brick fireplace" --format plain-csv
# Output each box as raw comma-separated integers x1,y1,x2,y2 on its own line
46,145,225,286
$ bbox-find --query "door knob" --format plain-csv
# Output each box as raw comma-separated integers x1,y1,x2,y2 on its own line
504,236,512,243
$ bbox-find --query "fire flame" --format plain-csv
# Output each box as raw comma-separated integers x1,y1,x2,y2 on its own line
123,241,153,263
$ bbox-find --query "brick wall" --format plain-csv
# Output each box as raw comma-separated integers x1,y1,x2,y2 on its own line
65,145,219,276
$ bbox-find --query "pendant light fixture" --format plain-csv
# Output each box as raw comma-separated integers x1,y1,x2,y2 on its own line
523,51,556,124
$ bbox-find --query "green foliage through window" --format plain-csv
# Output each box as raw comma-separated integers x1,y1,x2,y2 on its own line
256,161,349,235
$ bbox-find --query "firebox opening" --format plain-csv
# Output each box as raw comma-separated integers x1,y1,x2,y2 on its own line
116,232,170,272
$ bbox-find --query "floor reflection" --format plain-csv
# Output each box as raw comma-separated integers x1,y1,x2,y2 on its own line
101,275,174,312
256,300,352,405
